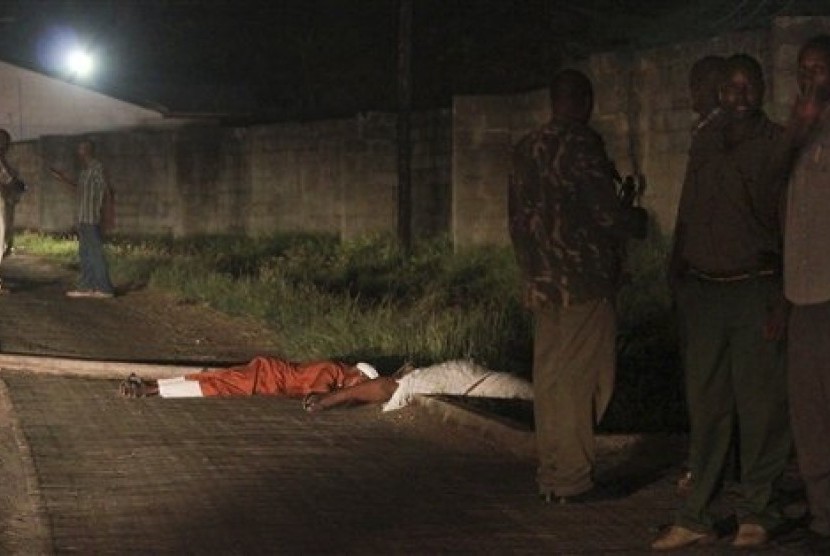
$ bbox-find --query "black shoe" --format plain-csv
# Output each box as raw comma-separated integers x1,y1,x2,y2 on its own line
777,526,830,554
807,531,830,554
540,488,608,505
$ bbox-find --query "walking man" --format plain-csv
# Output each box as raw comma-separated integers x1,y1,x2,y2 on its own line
50,139,115,298
508,69,646,504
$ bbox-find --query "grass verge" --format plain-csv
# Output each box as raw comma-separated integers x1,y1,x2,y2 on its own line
17,231,685,432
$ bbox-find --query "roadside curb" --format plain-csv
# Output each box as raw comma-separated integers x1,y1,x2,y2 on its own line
0,353,206,380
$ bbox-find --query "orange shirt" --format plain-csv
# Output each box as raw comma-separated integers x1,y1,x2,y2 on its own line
185,356,358,397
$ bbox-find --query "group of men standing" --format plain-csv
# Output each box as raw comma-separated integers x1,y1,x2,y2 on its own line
509,35,830,552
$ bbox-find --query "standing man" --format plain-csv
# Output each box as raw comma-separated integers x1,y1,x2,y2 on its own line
652,54,791,550
0,129,25,294
509,69,646,504
781,34,830,554
671,55,728,495
50,139,115,298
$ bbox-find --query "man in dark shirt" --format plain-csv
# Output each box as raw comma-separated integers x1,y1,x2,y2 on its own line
653,54,791,551
509,69,646,504
673,55,732,497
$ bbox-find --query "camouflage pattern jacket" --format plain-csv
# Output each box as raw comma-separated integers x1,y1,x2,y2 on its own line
508,117,638,308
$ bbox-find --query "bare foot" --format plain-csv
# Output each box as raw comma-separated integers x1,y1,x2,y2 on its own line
119,374,148,398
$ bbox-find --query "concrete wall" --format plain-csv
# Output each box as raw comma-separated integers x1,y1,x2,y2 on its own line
452,16,830,247
8,110,452,239
0,60,165,142
7,16,830,246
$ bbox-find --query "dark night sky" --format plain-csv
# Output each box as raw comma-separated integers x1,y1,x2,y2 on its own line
0,1,819,121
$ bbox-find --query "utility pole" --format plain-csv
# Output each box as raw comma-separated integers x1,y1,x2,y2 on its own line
396,0,413,254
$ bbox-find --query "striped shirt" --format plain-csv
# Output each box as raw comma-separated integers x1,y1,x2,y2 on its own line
78,159,106,225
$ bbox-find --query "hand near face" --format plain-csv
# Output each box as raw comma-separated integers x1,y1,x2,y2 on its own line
790,47,830,143
49,167,68,182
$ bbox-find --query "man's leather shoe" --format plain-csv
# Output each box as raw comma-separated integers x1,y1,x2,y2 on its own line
540,488,608,505
651,525,716,550
732,523,768,548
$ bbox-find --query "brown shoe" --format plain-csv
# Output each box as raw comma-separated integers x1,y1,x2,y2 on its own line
651,525,716,551
66,289,94,298
732,523,768,548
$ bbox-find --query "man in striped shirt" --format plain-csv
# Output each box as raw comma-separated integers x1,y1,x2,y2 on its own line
50,139,114,298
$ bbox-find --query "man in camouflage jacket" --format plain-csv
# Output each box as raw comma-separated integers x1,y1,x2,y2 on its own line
509,69,646,504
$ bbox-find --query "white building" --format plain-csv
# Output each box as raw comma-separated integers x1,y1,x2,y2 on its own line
0,59,166,141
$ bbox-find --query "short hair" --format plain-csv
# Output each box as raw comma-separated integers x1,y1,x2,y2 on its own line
689,55,727,85
724,53,765,91
78,138,96,154
799,34,830,61
549,69,593,105
0,129,10,144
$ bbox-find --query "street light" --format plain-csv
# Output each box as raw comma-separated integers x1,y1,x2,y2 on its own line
67,49,94,79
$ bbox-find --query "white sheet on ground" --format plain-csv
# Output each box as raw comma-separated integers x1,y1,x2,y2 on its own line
158,377,204,398
382,359,533,412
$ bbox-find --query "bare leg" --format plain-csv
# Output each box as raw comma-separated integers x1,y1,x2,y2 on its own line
304,377,398,412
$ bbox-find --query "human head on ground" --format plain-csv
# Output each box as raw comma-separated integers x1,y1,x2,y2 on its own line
76,138,96,164
689,55,727,117
549,69,594,124
343,362,380,388
0,128,10,155
719,54,765,119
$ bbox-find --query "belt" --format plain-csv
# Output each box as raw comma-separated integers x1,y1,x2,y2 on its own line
688,268,778,283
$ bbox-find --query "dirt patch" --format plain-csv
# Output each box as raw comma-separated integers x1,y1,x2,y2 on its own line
0,254,282,363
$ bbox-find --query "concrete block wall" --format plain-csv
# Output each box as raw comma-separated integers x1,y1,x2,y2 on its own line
8,110,452,241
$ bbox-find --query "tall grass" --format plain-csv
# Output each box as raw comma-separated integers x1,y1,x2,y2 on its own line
17,230,684,432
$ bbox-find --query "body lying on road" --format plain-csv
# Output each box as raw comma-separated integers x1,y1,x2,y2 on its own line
118,356,379,399
119,358,533,413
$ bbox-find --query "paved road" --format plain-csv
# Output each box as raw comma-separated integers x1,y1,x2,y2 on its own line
0,254,812,554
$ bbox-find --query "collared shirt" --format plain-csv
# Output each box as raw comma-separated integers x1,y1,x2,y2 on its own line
0,156,15,186
508,117,635,308
691,107,724,138
78,159,106,225
675,112,784,276
784,107,830,305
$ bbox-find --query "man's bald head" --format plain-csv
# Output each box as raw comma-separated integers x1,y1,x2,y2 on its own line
549,69,594,123
797,35,830,105
689,55,727,116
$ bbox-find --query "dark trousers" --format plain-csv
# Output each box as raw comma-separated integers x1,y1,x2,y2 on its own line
77,223,113,294
533,299,616,497
789,301,830,537
677,276,790,532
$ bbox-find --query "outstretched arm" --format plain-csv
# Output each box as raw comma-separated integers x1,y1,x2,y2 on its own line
49,167,77,188
304,377,398,412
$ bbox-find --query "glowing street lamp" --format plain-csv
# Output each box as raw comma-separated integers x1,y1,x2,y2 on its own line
67,49,94,79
